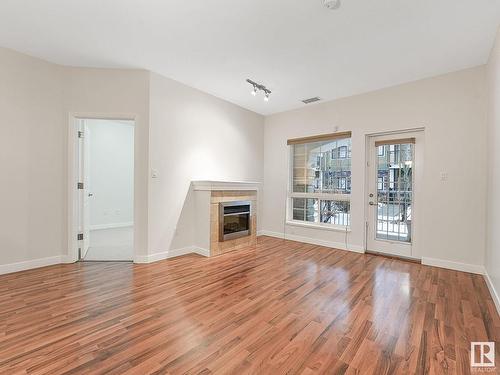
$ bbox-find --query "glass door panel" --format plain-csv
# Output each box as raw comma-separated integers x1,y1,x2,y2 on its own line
376,143,413,243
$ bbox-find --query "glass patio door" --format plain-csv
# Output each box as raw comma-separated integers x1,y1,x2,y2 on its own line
366,132,421,259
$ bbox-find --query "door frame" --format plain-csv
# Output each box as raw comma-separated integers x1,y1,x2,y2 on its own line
67,112,137,263
364,127,425,260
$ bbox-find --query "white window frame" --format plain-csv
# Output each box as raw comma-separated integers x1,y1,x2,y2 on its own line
287,138,352,232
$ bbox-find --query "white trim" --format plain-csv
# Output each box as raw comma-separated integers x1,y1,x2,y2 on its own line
289,192,351,201
484,271,500,315
67,113,138,263
192,247,210,257
286,220,351,233
364,129,425,259
258,230,364,253
191,180,261,191
364,126,426,137
133,254,152,264
67,115,80,266
61,254,77,264
134,246,210,264
0,256,63,275
258,230,285,238
90,222,134,231
421,257,486,275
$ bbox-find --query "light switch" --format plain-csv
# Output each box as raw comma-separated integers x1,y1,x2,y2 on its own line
151,169,159,179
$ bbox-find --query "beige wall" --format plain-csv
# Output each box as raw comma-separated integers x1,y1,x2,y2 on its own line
0,48,264,268
486,28,500,298
0,48,65,265
148,72,264,256
0,48,151,268
262,67,487,269
0,45,492,276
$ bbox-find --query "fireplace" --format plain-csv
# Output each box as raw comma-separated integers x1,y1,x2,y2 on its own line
219,201,252,241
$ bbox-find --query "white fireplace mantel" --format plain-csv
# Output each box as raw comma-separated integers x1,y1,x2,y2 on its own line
191,180,261,191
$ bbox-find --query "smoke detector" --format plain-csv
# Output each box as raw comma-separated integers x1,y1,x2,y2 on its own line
323,0,341,10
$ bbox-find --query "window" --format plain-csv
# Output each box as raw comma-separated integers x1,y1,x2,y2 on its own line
292,198,317,222
338,145,348,159
338,176,347,190
377,177,384,191
288,132,352,228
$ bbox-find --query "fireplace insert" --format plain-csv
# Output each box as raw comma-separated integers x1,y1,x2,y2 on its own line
219,200,252,242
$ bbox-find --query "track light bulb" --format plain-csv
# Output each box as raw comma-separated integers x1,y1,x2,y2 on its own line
264,93,270,102
251,86,257,96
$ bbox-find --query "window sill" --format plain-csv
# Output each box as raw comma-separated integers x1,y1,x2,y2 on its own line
286,220,351,233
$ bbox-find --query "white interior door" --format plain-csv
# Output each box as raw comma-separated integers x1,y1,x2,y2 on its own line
366,132,422,259
82,123,91,256
78,119,91,258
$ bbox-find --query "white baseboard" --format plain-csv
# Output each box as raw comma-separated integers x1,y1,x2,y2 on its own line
0,255,63,275
192,247,210,257
0,245,206,273
90,222,133,231
133,254,150,263
134,246,210,264
60,254,77,264
257,230,364,253
257,230,281,238
484,271,500,315
421,257,486,275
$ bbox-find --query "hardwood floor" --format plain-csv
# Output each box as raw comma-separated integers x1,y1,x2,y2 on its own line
0,236,498,374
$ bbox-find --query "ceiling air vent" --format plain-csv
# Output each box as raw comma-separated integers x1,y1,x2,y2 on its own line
302,97,321,104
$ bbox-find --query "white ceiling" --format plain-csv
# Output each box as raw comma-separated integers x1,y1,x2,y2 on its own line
0,0,499,115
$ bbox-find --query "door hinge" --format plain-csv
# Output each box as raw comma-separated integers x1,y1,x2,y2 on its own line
77,182,84,189
77,233,84,241
78,131,84,138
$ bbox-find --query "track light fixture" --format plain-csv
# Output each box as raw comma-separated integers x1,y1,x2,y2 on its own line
246,79,272,102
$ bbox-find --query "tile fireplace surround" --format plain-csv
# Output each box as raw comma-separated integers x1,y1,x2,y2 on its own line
192,181,260,257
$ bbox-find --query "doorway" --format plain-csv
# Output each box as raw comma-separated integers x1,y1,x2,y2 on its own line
365,130,424,259
77,118,135,261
